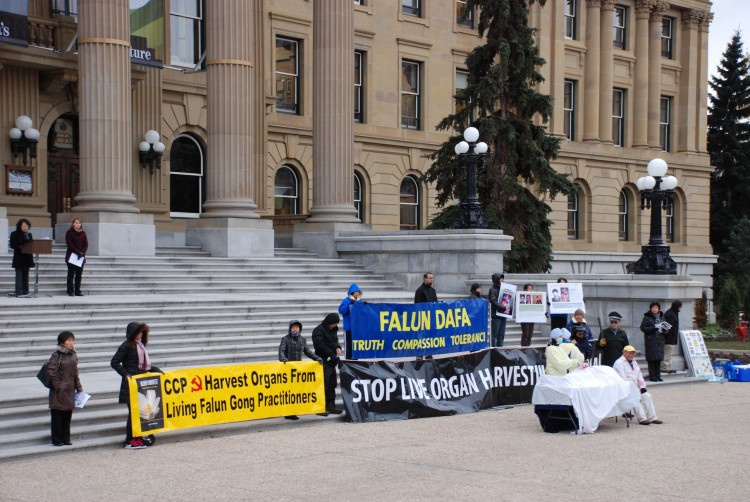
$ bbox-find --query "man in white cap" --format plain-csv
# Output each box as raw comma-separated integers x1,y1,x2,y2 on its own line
545,328,584,376
613,345,663,425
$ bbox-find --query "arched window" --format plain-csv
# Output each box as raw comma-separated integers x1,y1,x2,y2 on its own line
354,172,364,223
567,191,579,239
170,134,205,217
618,190,629,241
400,176,420,230
274,165,300,215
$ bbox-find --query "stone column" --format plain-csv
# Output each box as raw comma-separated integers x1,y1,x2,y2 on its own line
632,0,651,147
186,0,273,257
598,0,615,144
678,9,700,153
73,0,154,256
647,2,668,149
696,11,713,153
583,0,601,142
307,0,358,223
295,0,364,257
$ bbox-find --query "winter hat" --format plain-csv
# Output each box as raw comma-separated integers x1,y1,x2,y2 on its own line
289,320,303,332
323,313,340,325
550,328,563,340
608,312,622,322
57,331,75,345
126,321,142,339
491,272,504,284
348,283,362,296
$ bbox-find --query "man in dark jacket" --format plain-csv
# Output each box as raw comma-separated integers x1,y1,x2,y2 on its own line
312,313,343,415
662,301,681,374
597,312,630,366
414,272,438,303
488,272,507,347
279,320,322,420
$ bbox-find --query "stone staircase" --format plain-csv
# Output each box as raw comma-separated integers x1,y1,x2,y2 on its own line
0,245,546,461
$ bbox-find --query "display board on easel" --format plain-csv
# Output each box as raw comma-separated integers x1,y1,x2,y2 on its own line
679,330,720,381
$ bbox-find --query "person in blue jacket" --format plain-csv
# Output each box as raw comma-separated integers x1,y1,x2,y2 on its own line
566,309,594,360
339,283,362,359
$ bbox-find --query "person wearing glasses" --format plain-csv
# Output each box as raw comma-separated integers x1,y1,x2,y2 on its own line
597,312,630,367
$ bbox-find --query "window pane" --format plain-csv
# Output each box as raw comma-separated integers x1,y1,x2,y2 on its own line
170,137,203,175
171,0,200,17
613,7,626,49
170,135,204,216
456,1,473,28
402,0,420,16
274,167,299,215
276,39,298,75
564,0,576,39
171,16,200,67
170,175,201,214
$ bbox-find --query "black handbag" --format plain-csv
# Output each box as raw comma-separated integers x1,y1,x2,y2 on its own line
37,362,52,388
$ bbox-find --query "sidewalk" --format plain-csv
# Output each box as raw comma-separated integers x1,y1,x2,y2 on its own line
1,380,747,501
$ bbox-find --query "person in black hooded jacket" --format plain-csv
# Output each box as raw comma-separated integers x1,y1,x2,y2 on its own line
9,218,34,296
111,322,161,449
312,313,343,415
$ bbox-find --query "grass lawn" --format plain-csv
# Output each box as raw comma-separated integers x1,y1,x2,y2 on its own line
705,340,750,351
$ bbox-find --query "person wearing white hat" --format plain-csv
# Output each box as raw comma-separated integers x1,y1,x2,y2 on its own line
545,328,583,376
612,345,662,425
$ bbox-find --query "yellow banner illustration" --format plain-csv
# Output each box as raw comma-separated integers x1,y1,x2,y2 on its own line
128,361,325,436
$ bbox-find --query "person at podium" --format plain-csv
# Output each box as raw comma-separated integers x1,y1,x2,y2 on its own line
9,218,33,297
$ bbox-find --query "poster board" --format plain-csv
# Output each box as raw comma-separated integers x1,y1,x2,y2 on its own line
547,282,585,314
496,283,517,319
515,291,547,323
679,330,720,381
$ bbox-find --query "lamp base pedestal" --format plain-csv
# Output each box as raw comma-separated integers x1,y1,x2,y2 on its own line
633,245,677,275
453,202,489,229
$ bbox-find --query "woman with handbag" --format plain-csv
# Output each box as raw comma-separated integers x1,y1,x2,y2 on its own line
111,322,161,449
48,331,83,446
65,217,89,297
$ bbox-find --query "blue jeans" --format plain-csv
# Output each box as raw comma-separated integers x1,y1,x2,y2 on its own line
491,317,507,347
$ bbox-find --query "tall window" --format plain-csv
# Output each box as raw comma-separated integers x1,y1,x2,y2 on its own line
659,96,672,152
354,172,365,222
618,190,629,241
455,70,472,126
613,6,627,50
400,176,420,230
456,0,474,28
170,0,205,69
567,191,579,239
402,0,421,17
401,60,421,129
354,51,364,123
170,135,205,217
661,17,674,59
612,88,625,147
564,80,576,141
666,197,677,243
52,0,78,17
274,166,300,215
276,37,300,114
564,0,577,40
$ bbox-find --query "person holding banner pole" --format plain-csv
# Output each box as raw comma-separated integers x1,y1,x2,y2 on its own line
312,313,344,416
339,283,362,359
111,322,162,449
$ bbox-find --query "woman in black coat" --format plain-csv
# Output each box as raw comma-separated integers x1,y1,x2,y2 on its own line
9,218,34,296
640,302,666,382
110,322,161,449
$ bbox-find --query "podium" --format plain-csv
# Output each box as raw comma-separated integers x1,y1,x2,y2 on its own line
19,239,53,298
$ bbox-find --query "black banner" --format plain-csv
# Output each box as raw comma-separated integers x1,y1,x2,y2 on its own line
340,348,546,422
0,0,29,48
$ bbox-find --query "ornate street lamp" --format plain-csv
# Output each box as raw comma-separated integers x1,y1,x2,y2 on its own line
633,158,678,274
138,129,165,175
453,126,489,229
8,115,41,166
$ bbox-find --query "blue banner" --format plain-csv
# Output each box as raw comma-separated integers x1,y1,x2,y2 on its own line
349,299,489,359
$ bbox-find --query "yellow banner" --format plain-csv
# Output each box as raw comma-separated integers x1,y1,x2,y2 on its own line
128,361,325,436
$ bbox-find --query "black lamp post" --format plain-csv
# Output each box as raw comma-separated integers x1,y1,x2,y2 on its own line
8,115,40,166
633,158,678,275
138,129,165,175
453,126,489,229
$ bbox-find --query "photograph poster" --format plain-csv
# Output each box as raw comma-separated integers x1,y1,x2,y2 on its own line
496,283,517,319
547,282,585,314
515,291,548,323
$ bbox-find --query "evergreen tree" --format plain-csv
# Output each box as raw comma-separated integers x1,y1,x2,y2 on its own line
423,0,575,273
716,278,741,330
693,290,707,329
708,31,750,287
715,216,750,293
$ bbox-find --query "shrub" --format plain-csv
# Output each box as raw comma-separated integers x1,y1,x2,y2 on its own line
717,278,742,330
694,290,708,329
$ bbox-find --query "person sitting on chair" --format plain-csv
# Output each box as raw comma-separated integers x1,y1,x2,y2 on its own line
545,328,583,376
612,345,663,426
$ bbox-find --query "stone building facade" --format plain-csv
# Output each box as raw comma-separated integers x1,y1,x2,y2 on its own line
0,1,714,279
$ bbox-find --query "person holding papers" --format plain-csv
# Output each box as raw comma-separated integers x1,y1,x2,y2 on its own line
545,328,583,376
640,302,667,382
65,217,88,297
48,331,83,446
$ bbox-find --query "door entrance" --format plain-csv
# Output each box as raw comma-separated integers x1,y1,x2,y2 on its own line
46,114,80,236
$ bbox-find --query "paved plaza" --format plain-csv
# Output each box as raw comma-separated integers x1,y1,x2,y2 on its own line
1,380,747,501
